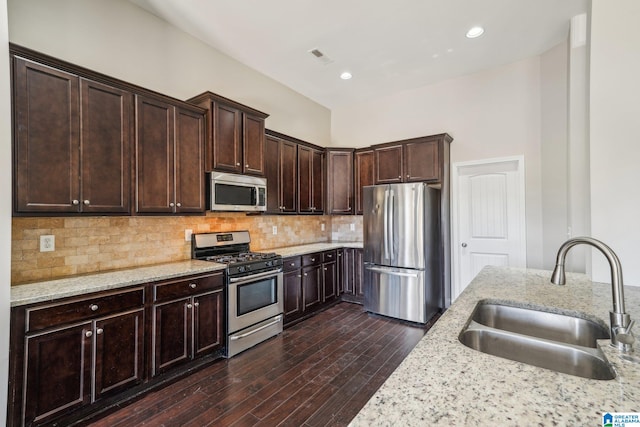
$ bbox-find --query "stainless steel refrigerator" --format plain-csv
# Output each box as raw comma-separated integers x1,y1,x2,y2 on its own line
363,183,443,324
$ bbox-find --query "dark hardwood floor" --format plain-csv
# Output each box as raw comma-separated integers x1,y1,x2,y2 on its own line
88,302,438,427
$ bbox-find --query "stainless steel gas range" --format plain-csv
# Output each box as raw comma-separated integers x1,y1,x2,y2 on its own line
192,231,283,357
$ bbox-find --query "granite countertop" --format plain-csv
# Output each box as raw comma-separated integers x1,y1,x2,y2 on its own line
350,265,640,426
10,241,363,307
270,241,363,258
10,260,225,307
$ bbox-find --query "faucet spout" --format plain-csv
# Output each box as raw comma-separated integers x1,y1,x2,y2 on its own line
550,237,633,352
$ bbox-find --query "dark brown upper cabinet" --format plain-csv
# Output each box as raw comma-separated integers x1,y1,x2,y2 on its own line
135,95,205,214
373,134,452,185
326,149,354,215
13,57,132,214
187,91,268,176
265,134,297,214
298,145,324,214
354,148,374,215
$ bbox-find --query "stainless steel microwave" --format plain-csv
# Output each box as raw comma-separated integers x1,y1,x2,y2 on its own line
209,172,267,212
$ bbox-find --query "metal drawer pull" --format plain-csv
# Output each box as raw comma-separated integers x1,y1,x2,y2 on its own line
83,200,90,205
194,302,199,307
96,328,103,335
85,331,93,338
186,303,193,309
229,315,282,340
90,304,99,311
189,283,197,289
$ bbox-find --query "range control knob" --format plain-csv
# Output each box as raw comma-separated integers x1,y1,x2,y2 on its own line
238,266,246,273
266,260,273,267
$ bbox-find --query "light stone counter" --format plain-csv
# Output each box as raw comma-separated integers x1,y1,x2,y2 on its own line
10,260,225,307
270,241,363,258
350,265,640,426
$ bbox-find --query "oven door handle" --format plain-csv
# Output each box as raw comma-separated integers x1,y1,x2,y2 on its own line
229,315,283,340
228,268,283,283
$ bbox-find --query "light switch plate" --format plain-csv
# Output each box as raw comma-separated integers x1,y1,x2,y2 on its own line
272,226,278,235
321,223,325,231
184,229,193,242
40,235,55,252
350,223,355,231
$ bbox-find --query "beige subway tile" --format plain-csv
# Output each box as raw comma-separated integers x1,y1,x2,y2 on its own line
65,254,90,266
37,256,65,268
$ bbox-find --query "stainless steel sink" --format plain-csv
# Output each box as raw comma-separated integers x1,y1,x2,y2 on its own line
471,302,610,348
459,301,616,380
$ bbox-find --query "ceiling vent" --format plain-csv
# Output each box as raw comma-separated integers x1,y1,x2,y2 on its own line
308,48,334,65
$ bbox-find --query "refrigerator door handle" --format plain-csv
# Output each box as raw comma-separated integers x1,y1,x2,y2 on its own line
388,189,394,260
383,189,390,260
365,265,420,278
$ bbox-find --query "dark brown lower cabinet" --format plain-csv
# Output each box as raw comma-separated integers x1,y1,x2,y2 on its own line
283,260,303,319
22,308,144,426
342,248,365,304
302,264,322,311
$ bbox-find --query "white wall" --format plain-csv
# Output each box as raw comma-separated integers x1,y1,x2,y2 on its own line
7,0,331,145
0,0,11,421
590,0,640,286
331,56,546,268
540,41,569,270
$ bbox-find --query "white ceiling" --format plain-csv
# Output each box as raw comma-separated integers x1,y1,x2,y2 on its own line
128,0,588,109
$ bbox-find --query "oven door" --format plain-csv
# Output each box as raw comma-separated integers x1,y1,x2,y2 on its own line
228,270,283,333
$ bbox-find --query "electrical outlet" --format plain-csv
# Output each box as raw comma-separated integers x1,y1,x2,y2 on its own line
272,226,278,235
40,235,55,252
184,229,193,242
321,223,325,231
350,223,355,231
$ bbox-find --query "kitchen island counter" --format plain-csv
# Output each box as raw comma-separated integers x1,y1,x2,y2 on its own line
351,266,640,426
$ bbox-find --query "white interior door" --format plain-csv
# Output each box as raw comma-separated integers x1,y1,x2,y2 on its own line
452,156,526,300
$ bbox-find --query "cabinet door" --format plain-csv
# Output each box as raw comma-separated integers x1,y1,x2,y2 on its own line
193,290,224,357
135,96,175,213
283,269,303,320
354,249,365,297
374,144,403,184
13,57,81,213
302,265,322,310
175,107,206,213
327,150,353,214
80,79,132,213
298,145,313,213
94,309,144,399
24,323,92,425
280,140,298,213
152,297,191,376
243,113,265,175
404,140,439,182
322,261,337,302
264,135,281,213
213,102,242,173
355,149,374,215
343,248,355,295
311,149,325,214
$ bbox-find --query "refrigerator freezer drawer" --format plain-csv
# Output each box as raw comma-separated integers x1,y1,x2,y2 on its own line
364,265,439,324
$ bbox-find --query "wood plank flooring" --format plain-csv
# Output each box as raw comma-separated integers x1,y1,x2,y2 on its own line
88,302,438,427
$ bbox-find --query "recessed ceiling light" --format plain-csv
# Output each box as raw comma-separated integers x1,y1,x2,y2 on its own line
340,71,352,80
466,26,485,38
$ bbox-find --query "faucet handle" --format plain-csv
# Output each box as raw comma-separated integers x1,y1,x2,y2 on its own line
614,320,635,350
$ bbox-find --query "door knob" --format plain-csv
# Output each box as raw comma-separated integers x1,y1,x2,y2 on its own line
461,243,468,248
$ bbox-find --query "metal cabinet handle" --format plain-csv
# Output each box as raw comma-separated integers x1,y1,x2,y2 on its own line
304,273,308,277
83,200,90,205
186,303,193,309
72,199,79,205
236,162,241,166
290,263,296,266
90,304,99,311
189,283,197,289
297,275,302,278
176,202,182,207
85,331,93,338
324,268,327,271
311,258,315,262
96,328,103,335
245,164,249,168
194,301,199,307
169,202,175,207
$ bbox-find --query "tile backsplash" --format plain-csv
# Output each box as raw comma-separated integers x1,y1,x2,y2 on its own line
11,214,363,285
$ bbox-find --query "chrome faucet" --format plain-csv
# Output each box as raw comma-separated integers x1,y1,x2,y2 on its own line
551,237,635,352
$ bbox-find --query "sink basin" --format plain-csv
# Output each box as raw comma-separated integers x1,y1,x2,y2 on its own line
471,302,610,348
459,301,616,380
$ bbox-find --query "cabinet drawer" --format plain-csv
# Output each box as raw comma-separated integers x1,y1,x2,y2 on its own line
323,250,337,263
302,253,322,267
25,287,144,333
154,273,223,303
283,256,302,272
